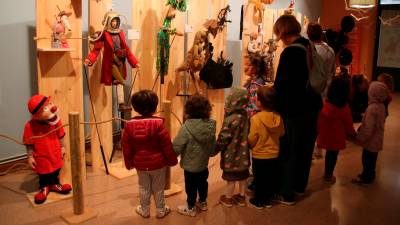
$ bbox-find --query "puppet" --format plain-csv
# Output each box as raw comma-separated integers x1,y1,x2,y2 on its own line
157,0,186,81
51,10,72,48
284,0,295,15
84,10,139,110
262,39,277,82
246,0,274,24
247,32,262,55
176,5,231,94
23,95,71,204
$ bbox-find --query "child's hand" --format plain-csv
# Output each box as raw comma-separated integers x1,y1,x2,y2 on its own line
28,157,36,170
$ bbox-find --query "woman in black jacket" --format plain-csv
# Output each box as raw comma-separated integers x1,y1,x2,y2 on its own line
273,15,322,205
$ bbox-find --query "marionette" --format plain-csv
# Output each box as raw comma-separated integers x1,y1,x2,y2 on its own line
84,10,139,110
284,0,295,15
23,95,71,204
51,10,72,48
247,32,262,55
247,0,274,24
157,0,186,82
262,39,277,82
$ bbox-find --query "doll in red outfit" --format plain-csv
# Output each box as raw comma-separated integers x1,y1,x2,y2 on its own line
23,95,72,204
84,10,139,110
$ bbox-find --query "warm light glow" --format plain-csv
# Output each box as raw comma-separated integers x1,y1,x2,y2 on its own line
349,0,376,8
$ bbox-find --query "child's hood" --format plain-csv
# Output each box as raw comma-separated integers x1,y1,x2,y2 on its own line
368,81,389,105
256,111,283,133
184,119,216,143
224,87,249,116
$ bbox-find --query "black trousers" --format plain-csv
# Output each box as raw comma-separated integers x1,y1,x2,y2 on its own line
38,169,61,188
360,149,379,183
184,169,209,208
253,158,278,203
325,150,339,176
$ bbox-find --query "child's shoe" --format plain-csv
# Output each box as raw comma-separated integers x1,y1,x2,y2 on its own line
156,205,171,219
263,200,273,208
34,186,50,204
352,175,372,185
219,195,233,207
272,194,295,206
49,183,72,194
232,194,246,207
177,204,197,217
197,201,208,211
135,205,150,218
248,198,263,209
323,175,336,184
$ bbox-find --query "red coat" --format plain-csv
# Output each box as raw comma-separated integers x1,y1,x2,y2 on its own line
86,31,138,85
23,120,65,174
122,116,178,171
317,100,356,150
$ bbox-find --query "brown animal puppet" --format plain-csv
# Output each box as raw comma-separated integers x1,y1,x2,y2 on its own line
23,95,71,204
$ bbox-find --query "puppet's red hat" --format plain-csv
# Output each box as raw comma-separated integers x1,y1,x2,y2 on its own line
28,95,51,115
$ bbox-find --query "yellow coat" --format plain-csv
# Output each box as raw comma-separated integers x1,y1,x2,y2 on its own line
248,111,285,159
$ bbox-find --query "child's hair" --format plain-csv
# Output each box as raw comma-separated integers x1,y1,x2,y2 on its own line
246,54,267,80
131,90,158,116
377,73,394,92
327,76,350,108
307,22,323,42
256,86,276,111
184,94,212,119
351,74,368,91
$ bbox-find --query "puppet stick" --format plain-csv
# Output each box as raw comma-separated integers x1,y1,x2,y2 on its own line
83,66,110,175
125,70,139,106
68,112,84,214
161,101,172,189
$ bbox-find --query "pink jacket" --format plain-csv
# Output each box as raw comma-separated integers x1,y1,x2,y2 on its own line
122,116,177,171
356,82,390,152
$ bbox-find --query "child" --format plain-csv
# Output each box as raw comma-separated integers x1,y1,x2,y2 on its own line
216,87,251,207
377,73,394,117
173,94,217,217
122,90,177,219
317,77,356,184
349,74,369,122
243,54,267,117
353,81,390,184
248,86,285,209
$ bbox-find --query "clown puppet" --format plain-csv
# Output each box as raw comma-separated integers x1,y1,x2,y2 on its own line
84,10,139,111
23,95,72,204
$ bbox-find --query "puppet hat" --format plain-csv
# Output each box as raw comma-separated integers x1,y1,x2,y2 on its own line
28,95,51,115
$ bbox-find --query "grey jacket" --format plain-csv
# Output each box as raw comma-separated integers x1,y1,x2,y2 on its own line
357,81,389,152
173,119,217,172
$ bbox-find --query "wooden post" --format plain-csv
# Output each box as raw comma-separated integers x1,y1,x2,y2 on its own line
69,112,84,215
61,112,97,224
162,101,172,190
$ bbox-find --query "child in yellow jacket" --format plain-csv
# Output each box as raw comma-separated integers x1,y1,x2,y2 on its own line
248,86,285,209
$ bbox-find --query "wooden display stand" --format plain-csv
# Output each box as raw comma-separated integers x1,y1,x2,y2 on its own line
61,113,97,224
87,0,114,174
33,0,84,202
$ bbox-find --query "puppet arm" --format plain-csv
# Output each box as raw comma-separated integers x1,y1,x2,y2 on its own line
26,145,36,170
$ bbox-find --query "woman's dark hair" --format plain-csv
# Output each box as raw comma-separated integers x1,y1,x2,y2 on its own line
351,74,366,92
184,94,212,119
256,86,276,111
327,77,350,108
131,90,158,116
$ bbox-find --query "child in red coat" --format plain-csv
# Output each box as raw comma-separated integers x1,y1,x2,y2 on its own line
317,77,356,183
122,90,177,219
23,95,72,204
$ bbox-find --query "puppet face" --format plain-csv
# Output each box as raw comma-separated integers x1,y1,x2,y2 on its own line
111,18,119,29
34,100,60,125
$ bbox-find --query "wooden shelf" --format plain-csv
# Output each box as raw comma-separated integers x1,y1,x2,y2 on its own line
37,48,74,52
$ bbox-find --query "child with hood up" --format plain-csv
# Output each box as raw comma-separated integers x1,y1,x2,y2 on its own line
353,81,390,184
216,87,251,207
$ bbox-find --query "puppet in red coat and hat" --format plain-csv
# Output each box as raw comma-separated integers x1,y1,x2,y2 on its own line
84,10,139,110
23,95,72,204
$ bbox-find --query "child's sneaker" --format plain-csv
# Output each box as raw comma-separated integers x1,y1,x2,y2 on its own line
219,195,233,207
135,205,150,218
49,184,72,194
263,200,272,208
232,194,246,207
197,201,208,211
323,175,336,184
156,206,171,219
273,194,295,206
177,204,197,217
248,198,263,209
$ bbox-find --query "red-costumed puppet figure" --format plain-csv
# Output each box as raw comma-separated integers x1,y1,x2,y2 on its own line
84,10,139,110
23,95,72,204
